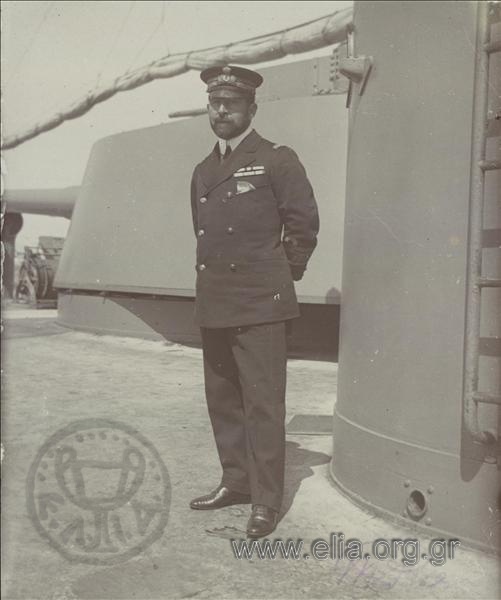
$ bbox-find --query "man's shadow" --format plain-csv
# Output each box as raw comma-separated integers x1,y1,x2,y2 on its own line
280,440,331,520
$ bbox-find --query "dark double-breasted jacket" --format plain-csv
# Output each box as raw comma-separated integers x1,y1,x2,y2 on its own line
190,129,319,328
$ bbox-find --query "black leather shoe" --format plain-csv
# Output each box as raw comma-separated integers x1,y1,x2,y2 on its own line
190,486,251,510
246,504,278,538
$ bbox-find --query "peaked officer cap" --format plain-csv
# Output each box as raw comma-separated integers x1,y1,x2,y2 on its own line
201,65,263,95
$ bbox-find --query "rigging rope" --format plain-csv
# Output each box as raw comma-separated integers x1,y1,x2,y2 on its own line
127,3,169,75
1,6,352,151
6,2,55,87
94,1,136,89
160,1,170,58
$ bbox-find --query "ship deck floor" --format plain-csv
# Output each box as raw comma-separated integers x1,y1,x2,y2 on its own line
2,305,499,600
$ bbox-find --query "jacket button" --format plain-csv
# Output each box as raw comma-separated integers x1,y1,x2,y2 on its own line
200,196,207,203
227,227,234,234
198,229,205,236
230,263,237,272
199,264,206,271
227,191,233,198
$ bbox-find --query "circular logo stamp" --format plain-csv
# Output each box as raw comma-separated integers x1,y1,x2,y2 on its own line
26,419,170,565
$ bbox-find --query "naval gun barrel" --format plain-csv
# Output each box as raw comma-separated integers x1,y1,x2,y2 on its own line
2,186,79,218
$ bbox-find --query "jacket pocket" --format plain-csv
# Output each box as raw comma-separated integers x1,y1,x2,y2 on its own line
233,175,271,196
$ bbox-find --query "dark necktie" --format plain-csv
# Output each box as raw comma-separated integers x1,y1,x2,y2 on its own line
221,143,232,162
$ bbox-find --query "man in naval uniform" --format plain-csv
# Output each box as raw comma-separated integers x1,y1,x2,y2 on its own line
189,65,319,538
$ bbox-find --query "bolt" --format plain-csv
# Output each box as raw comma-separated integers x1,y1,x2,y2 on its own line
425,517,432,526
404,480,411,488
427,486,434,494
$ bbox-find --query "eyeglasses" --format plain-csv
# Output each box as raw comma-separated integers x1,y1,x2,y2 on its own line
208,98,249,112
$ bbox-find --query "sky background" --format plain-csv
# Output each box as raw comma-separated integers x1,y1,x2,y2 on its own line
2,1,352,248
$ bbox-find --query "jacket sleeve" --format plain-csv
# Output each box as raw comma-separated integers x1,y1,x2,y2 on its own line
190,169,198,237
269,146,320,279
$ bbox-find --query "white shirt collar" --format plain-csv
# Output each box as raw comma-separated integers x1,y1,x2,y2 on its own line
217,124,254,155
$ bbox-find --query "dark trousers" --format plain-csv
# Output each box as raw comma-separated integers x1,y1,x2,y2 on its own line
200,322,287,512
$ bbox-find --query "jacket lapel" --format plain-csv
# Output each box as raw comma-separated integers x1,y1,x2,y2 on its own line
199,130,262,195
197,144,220,192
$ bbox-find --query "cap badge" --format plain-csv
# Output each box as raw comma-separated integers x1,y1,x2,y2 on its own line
219,67,236,84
